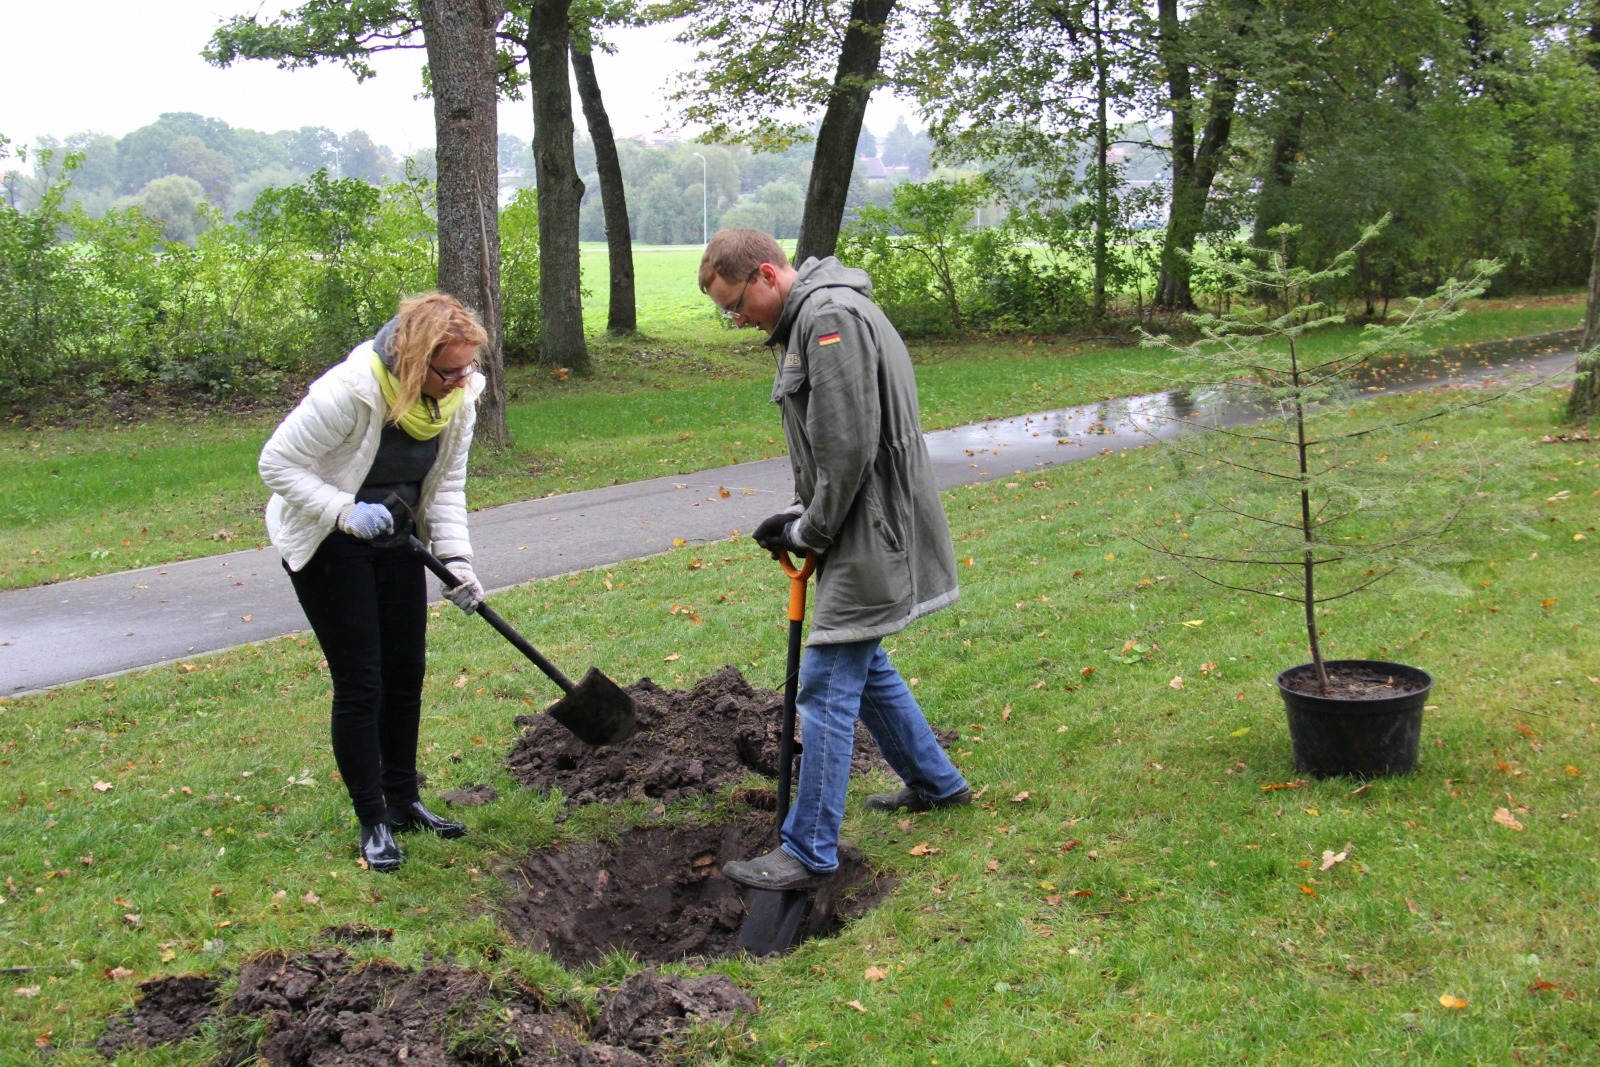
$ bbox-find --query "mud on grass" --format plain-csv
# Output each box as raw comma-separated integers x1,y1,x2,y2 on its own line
98,948,757,1065
500,814,896,968
507,666,952,805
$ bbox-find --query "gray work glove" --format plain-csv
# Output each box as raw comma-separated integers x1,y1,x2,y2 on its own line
337,501,395,540
441,558,484,614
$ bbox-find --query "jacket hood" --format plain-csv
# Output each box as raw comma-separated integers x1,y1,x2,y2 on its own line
767,256,873,347
354,323,487,407
372,315,402,373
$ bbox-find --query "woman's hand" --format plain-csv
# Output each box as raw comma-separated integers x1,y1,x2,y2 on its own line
441,559,484,614
338,502,396,540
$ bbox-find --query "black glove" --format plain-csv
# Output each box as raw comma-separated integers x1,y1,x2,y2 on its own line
753,512,802,561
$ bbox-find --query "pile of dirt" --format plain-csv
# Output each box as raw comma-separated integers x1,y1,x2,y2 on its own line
500,814,895,967
507,666,947,805
98,950,757,1065
439,781,500,807
95,974,221,1058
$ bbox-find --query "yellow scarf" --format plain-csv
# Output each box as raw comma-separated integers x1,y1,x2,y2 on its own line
371,351,465,440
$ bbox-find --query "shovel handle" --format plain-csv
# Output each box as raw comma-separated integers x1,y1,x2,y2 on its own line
778,549,816,622
407,535,576,694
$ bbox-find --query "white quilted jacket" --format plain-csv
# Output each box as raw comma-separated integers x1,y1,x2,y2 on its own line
260,341,484,572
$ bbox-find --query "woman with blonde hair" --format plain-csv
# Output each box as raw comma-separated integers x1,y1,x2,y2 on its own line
260,292,489,871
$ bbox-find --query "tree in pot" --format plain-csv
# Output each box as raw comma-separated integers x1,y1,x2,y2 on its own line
1136,221,1504,778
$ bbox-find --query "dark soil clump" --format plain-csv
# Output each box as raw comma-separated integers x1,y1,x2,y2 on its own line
507,666,948,805
320,922,394,944
100,949,756,1065
439,781,500,807
500,815,896,967
1281,662,1429,699
96,974,222,1057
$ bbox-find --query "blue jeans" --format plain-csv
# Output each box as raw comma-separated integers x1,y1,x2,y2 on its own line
781,638,968,872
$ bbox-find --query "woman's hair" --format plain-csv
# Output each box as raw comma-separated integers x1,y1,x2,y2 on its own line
385,292,488,422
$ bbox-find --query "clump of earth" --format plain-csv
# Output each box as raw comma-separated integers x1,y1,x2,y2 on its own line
500,814,895,967
507,666,953,805
97,949,756,1065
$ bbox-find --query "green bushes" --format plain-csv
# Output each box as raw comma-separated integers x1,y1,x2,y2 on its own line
499,187,542,363
0,146,447,405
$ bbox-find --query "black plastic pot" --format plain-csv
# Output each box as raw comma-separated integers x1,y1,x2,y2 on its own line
1277,659,1432,779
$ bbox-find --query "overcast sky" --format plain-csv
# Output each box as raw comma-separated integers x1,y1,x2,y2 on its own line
0,0,922,155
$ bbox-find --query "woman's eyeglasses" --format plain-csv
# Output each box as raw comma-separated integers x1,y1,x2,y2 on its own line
429,360,478,385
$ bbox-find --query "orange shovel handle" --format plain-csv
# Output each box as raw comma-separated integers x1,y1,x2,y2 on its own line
779,549,816,622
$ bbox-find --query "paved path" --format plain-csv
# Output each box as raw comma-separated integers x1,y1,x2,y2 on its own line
0,333,1575,694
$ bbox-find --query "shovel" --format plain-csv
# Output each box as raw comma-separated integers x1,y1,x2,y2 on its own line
385,496,639,747
737,547,816,956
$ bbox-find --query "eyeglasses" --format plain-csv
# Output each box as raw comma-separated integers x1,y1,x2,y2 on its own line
429,360,478,385
719,268,762,321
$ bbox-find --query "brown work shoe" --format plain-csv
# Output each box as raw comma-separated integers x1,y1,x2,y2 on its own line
721,848,833,891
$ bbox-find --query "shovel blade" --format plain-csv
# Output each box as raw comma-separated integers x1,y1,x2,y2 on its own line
546,666,640,747
737,889,810,957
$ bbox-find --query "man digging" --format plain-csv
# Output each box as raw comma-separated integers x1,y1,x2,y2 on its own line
700,229,972,892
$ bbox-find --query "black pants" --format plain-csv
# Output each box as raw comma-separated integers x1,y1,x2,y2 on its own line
288,531,427,824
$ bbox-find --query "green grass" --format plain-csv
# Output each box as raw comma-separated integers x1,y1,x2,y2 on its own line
2,391,1596,1064
0,294,1584,591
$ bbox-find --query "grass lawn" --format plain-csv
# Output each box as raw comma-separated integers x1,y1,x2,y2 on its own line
1,390,1595,1064
0,292,1584,592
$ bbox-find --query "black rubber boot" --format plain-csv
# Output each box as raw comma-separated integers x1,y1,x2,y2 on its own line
359,822,404,871
721,847,834,891
387,800,467,839
863,785,973,814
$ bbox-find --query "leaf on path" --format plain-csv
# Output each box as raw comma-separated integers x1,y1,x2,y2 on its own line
864,966,888,982
846,1000,868,1013
908,842,939,856
1438,994,1467,1010
241,615,252,622
718,486,731,499
1493,807,1524,831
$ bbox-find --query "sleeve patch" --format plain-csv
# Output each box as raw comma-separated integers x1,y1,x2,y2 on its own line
816,332,842,345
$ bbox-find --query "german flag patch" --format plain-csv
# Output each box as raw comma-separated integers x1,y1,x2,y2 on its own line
816,332,842,345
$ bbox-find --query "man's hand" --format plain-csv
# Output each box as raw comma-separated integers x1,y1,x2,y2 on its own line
752,512,803,561
441,559,484,614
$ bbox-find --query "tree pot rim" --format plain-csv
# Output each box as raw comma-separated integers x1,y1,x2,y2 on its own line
1276,659,1433,717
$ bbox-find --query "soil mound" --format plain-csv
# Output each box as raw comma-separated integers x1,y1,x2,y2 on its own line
439,781,500,807
96,974,222,1057
320,922,394,944
100,949,757,1065
500,815,895,967
507,666,938,805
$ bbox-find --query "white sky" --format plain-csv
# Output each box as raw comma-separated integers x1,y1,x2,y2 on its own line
0,0,922,156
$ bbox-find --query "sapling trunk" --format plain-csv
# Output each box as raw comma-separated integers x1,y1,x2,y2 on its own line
1289,333,1329,692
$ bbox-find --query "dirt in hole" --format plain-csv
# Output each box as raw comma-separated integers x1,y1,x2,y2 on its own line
1281,662,1429,699
97,949,755,1065
507,665,953,805
500,814,895,968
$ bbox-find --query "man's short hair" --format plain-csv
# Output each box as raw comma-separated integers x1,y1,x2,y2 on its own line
698,228,788,293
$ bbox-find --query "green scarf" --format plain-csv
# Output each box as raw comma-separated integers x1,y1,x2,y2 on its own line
371,351,465,440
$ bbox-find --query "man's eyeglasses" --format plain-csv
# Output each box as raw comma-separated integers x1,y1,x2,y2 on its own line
719,267,762,320
429,360,478,385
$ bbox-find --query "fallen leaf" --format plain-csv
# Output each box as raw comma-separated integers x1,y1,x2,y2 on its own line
1350,783,1371,797
1044,895,1062,906
1105,552,1115,560
1299,885,1317,897
672,538,686,547
718,486,731,499
1069,889,1092,898
1002,704,1012,722
1513,723,1535,738
909,677,920,686
864,966,888,981
908,842,940,856
1182,619,1204,627
35,1032,52,1048
1080,666,1096,678
1304,808,1320,817
1011,791,1031,803
1438,994,1467,1010
1229,727,1251,738
93,781,113,793
12,986,39,997
1320,849,1348,872
1566,765,1582,777
664,653,680,662
160,949,176,963
215,920,231,929
1039,880,1057,891
986,859,1000,872
963,557,974,567
108,967,135,981
1528,979,1560,992
241,614,252,622
301,891,320,904
1406,898,1420,915
1493,807,1524,831
453,676,467,688
846,1000,868,1013
1168,676,1184,689
1062,839,1082,851
123,914,141,927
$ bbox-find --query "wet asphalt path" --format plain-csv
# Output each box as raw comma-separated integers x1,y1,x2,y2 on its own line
0,332,1576,694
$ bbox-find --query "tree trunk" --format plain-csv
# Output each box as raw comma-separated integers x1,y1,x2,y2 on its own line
523,0,591,373
1564,201,1600,424
1092,0,1109,321
794,0,896,266
418,0,509,446
571,43,636,335
1251,110,1303,252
